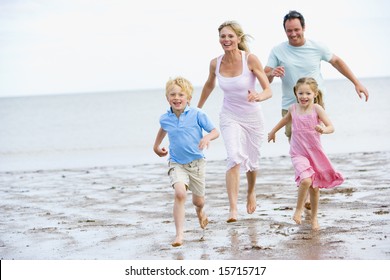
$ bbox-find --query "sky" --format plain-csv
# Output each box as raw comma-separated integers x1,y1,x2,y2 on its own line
0,0,389,97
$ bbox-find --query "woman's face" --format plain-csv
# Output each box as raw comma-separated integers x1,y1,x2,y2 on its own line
219,26,240,51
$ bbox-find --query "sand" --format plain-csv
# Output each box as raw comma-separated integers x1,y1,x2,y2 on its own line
0,151,389,260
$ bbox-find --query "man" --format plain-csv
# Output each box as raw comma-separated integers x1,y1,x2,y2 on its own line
265,10,369,209
265,10,369,140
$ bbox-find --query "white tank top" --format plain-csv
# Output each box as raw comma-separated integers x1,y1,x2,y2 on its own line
215,50,260,115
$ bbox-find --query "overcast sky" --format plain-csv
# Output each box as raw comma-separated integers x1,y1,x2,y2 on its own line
0,0,389,97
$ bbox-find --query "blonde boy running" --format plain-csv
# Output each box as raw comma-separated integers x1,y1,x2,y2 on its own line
153,77,219,246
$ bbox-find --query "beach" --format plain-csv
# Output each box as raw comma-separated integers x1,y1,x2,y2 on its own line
1,150,389,260
1,77,389,261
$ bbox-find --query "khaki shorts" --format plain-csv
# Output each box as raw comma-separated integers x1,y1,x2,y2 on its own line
282,109,292,141
168,158,206,197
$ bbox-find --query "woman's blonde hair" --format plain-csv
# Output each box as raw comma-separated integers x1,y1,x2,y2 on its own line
294,77,325,108
218,21,252,52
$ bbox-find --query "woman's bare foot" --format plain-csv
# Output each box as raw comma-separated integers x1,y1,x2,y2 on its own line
171,235,183,247
247,192,257,214
311,217,320,231
226,209,238,223
292,210,302,225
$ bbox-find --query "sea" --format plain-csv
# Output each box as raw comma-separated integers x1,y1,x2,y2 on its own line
1,77,389,172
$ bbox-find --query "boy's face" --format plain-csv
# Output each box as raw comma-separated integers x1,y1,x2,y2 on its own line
166,85,191,115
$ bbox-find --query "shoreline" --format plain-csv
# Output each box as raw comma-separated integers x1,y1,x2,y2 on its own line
1,151,389,260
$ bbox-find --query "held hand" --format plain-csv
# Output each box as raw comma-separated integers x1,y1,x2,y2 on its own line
272,66,285,78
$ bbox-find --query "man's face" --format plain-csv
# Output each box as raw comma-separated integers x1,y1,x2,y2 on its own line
284,18,305,47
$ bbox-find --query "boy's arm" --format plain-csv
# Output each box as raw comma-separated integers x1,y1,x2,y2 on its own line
198,128,219,150
268,111,291,143
153,127,168,157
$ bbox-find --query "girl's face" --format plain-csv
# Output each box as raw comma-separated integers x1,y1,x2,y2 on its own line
295,84,316,108
219,26,240,51
166,85,190,115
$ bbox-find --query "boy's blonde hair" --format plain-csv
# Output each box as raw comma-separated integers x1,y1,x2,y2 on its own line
294,77,325,108
165,76,194,100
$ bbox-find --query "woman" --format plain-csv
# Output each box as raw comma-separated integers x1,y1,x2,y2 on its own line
197,21,272,222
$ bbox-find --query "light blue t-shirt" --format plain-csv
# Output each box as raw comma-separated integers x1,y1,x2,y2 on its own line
266,39,333,109
160,105,216,164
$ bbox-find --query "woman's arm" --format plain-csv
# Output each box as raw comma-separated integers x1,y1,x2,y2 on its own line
247,53,272,102
197,58,217,108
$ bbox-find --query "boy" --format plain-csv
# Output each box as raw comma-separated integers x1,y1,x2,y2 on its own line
153,76,219,247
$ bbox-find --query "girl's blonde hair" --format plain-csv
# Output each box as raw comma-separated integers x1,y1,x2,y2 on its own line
218,21,252,52
294,77,325,108
165,76,194,101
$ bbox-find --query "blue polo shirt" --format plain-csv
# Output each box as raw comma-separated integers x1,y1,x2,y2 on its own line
160,105,216,164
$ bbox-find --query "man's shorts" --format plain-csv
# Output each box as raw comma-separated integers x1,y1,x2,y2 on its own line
282,109,292,141
168,158,206,197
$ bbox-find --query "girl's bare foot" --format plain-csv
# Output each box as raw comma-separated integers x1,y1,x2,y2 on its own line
293,210,302,225
247,192,257,214
311,217,320,231
304,193,311,210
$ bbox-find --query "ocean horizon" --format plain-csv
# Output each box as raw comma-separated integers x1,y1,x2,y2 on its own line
1,76,389,172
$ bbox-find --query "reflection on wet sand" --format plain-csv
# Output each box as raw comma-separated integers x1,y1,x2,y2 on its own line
0,151,389,260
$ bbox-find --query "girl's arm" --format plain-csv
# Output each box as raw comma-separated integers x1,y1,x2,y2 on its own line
197,58,217,108
199,128,220,150
268,111,292,143
153,127,168,157
247,53,272,102
314,104,334,134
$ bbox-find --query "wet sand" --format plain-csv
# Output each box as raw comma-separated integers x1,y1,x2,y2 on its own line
1,151,389,260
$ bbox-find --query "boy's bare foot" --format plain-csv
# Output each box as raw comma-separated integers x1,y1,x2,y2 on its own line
247,192,257,214
311,217,320,231
198,212,209,229
292,210,302,225
171,236,183,247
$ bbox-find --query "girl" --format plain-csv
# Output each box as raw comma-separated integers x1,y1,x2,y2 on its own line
268,77,344,230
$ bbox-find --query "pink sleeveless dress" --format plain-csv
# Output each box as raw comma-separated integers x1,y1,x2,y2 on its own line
290,104,344,189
